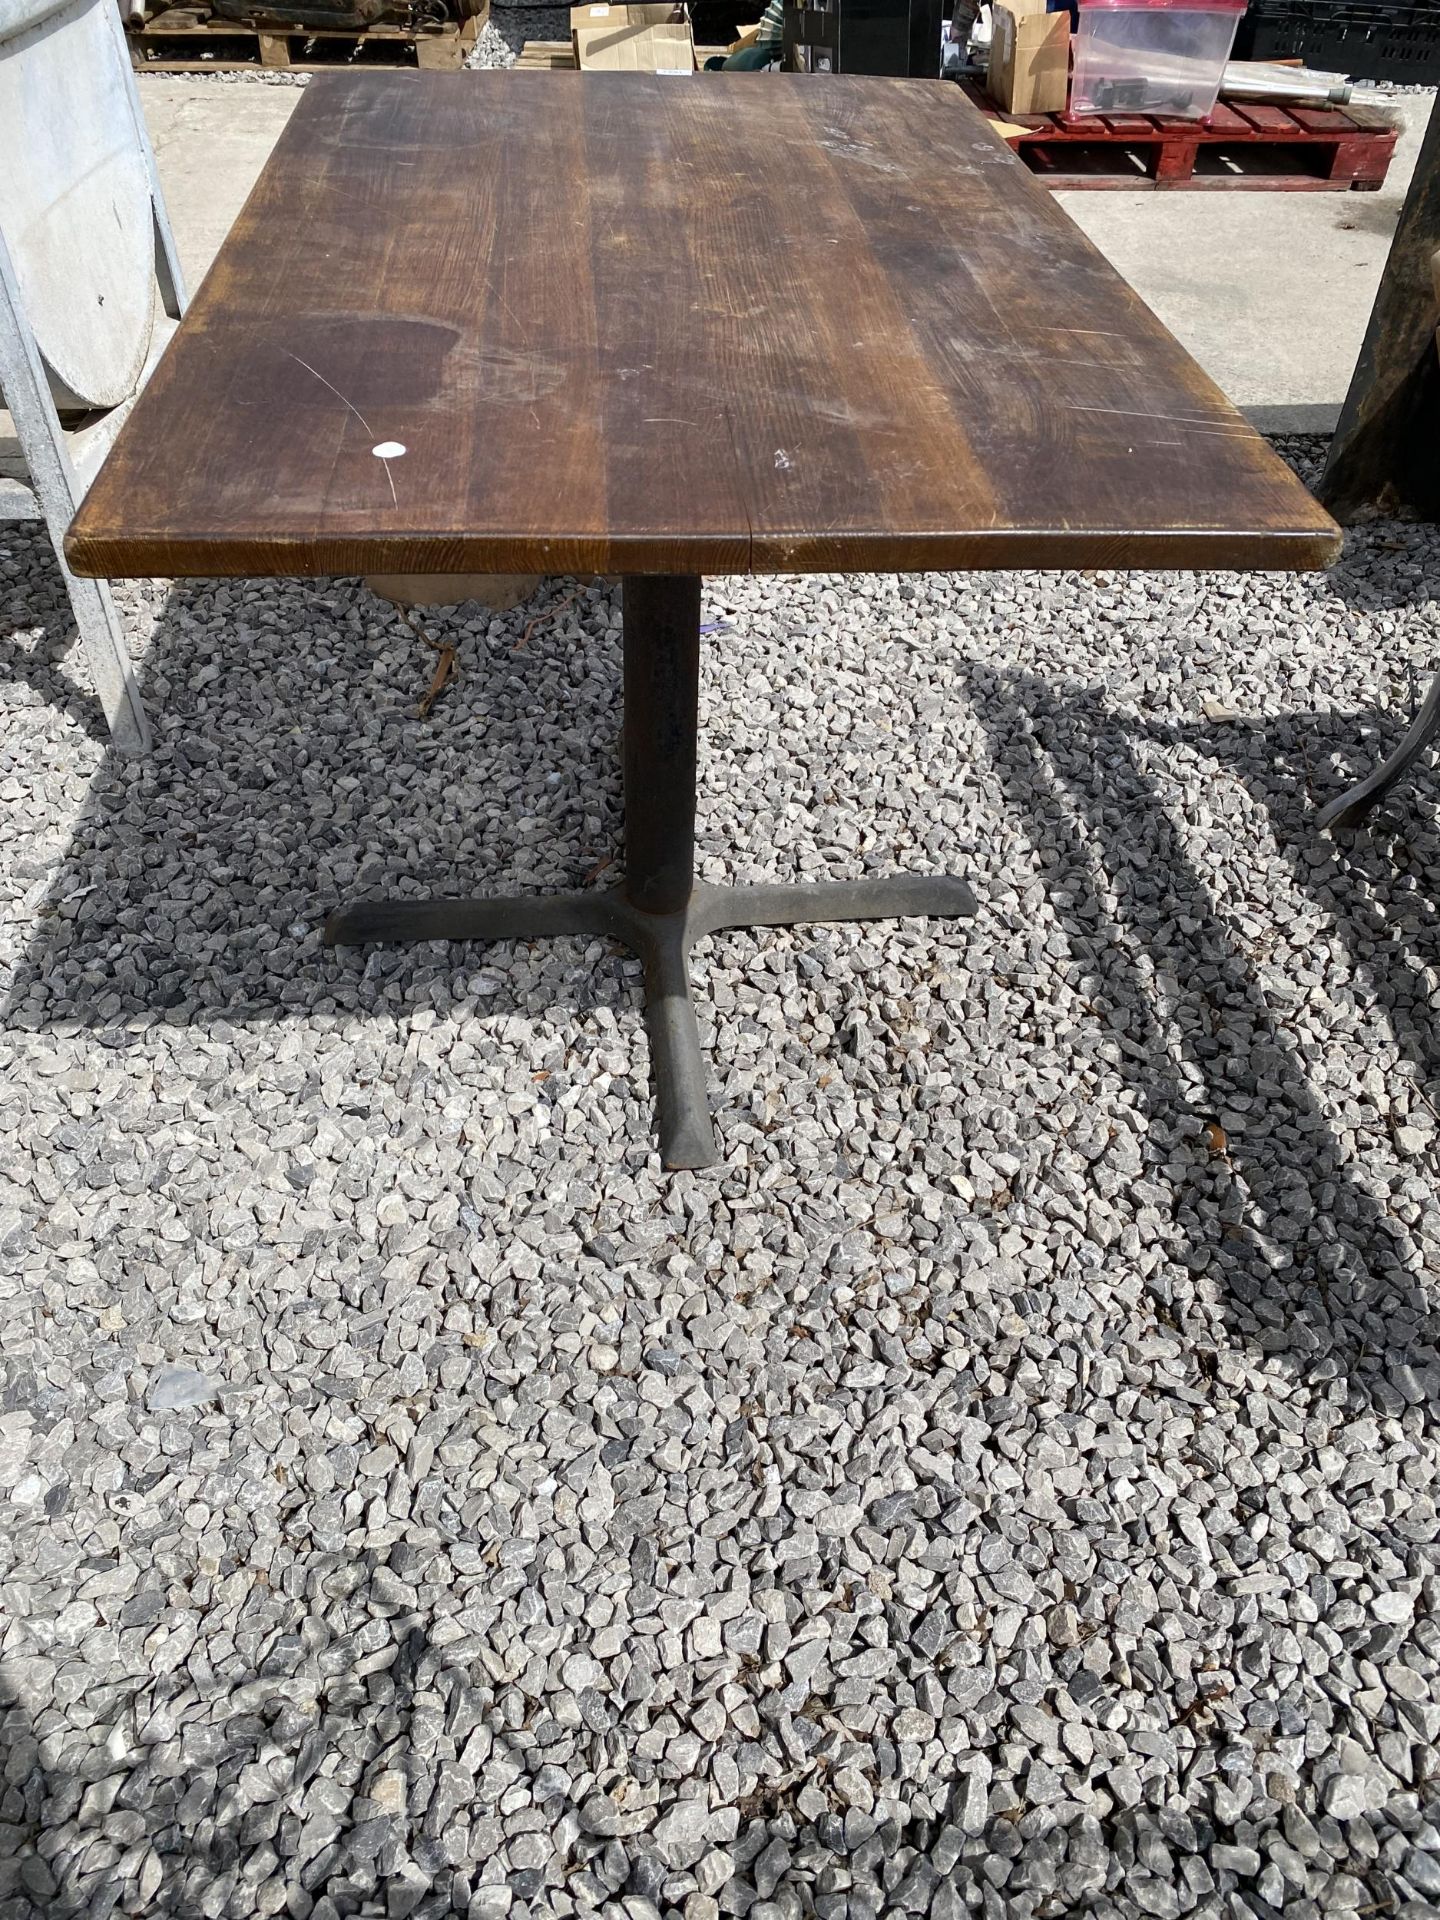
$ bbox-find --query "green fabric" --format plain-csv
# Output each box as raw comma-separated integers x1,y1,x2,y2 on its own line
720,42,778,66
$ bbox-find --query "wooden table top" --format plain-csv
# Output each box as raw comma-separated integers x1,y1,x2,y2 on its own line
67,72,1339,579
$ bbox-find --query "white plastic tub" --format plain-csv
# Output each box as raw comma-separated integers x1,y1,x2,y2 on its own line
1071,0,1245,120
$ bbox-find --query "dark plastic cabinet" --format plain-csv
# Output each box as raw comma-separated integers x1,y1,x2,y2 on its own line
783,0,944,77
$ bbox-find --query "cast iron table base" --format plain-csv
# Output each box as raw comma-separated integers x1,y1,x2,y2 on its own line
325,576,976,1168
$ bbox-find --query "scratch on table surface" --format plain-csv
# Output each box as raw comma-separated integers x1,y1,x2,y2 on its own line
1064,403,1251,435
967,343,1151,376
493,287,532,343
282,349,374,434
970,277,1023,351
281,349,398,505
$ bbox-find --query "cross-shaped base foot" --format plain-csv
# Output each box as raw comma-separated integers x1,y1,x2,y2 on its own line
325,872,976,1168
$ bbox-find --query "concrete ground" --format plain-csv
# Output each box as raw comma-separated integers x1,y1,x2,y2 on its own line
1058,97,1433,432
139,78,302,288
134,72,1433,434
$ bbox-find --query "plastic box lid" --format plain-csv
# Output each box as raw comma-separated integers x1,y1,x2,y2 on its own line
1078,0,1245,10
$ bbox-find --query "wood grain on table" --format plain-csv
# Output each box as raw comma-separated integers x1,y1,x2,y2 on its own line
66,72,1340,579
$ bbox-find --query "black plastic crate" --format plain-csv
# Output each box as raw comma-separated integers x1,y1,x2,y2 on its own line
1235,0,1440,84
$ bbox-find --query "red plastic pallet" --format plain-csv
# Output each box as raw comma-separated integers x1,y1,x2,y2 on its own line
961,81,1398,191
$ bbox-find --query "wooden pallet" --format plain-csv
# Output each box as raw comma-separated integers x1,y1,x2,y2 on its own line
514,37,728,68
129,1,483,70
514,37,572,68
962,80,1398,191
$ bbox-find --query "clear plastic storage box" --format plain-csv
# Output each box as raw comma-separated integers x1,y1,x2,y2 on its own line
1071,0,1246,120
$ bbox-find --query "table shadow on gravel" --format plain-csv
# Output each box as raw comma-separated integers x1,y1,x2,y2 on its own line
0,1668,80,1920
968,662,1440,1424
1149,708,1440,1126
0,1616,1140,1920
8,544,1439,1420
0,1615,500,1918
5,567,636,1042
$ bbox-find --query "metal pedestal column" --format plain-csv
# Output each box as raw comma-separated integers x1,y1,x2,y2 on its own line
617,575,714,1167
326,575,977,1168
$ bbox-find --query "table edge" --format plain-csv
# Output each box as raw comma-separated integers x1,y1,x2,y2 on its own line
65,524,1344,580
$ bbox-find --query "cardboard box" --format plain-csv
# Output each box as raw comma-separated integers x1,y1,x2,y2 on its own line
571,3,696,70
988,0,1068,115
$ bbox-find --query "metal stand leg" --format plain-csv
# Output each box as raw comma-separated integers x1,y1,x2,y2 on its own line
324,574,977,1168
0,228,149,753
623,574,701,918
1319,669,1440,832
618,575,717,1167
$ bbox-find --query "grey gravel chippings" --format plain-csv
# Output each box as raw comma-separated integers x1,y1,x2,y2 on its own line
1,435,1438,1920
